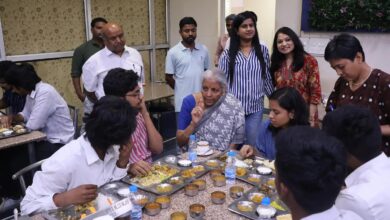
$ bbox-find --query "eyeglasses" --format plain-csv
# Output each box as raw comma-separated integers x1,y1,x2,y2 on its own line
125,92,141,98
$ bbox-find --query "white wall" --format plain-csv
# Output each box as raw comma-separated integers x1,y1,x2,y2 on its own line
169,0,219,66
230,0,276,49
275,0,390,95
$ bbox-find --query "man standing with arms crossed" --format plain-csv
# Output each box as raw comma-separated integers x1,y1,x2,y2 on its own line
165,17,210,133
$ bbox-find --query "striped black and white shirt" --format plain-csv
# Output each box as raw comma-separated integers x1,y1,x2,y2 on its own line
219,44,274,115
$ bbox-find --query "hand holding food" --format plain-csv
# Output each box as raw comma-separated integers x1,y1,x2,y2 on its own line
129,160,152,176
54,184,98,208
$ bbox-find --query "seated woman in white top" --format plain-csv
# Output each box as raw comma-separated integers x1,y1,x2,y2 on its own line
5,63,74,159
21,96,137,215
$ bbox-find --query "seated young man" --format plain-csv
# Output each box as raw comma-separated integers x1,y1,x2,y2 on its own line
103,68,163,176
323,105,390,220
0,61,26,114
5,63,74,160
21,96,137,215
275,126,362,220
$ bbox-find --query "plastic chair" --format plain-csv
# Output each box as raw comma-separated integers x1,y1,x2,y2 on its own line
67,105,79,139
12,159,46,196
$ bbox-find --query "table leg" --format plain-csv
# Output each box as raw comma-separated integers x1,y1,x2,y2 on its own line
27,142,36,164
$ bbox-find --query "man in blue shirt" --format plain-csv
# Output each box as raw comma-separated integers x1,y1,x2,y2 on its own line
165,17,210,121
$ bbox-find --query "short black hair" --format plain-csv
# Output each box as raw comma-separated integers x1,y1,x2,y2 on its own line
5,63,41,91
0,60,16,79
324,33,365,62
91,17,107,28
103,68,139,97
84,96,137,151
225,14,236,22
275,126,346,214
269,87,309,126
322,105,382,162
179,17,197,30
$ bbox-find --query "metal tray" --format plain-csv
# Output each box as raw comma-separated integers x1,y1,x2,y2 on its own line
121,160,184,196
0,126,30,140
228,187,289,220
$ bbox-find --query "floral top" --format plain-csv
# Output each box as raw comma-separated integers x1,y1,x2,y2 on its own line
274,54,322,105
326,69,390,155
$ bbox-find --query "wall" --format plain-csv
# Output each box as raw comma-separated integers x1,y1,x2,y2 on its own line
169,0,219,65
230,0,276,49
0,0,168,109
275,0,390,95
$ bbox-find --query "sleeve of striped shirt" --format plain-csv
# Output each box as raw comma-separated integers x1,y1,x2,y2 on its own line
261,45,274,97
218,49,229,79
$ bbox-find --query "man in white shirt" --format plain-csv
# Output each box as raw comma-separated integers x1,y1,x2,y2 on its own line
21,96,137,215
5,63,74,160
274,126,362,220
323,105,390,220
82,22,144,103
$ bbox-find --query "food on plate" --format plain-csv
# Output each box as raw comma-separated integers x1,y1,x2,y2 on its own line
236,201,254,212
257,166,273,175
192,165,205,173
247,174,261,183
248,192,265,203
0,128,9,133
132,164,179,187
169,176,184,185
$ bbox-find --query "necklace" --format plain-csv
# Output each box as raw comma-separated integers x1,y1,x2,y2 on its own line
349,68,372,89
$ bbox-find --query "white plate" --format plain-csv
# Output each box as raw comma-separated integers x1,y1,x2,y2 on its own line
197,149,213,156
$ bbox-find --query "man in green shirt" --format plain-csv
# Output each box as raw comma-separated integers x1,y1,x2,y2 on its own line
71,17,107,114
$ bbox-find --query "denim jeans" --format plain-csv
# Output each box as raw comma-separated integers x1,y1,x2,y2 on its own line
245,110,263,146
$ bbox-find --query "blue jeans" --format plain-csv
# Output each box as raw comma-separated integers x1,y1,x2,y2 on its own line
245,110,263,146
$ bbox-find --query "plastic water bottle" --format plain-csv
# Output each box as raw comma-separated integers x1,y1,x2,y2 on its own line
129,185,142,220
188,134,197,165
258,197,277,219
225,151,236,185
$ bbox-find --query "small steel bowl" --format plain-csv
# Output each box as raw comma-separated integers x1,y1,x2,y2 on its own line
185,183,199,197
103,183,119,190
156,183,173,194
236,201,255,212
236,167,247,177
134,194,149,207
192,179,206,191
212,175,226,187
189,203,205,219
209,169,223,178
229,186,244,199
155,195,171,209
247,173,262,184
266,177,276,188
145,202,161,216
248,192,265,203
169,176,184,185
257,166,273,175
178,159,192,167
211,191,226,204
116,187,130,197
205,159,219,168
165,155,178,164
170,211,187,220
